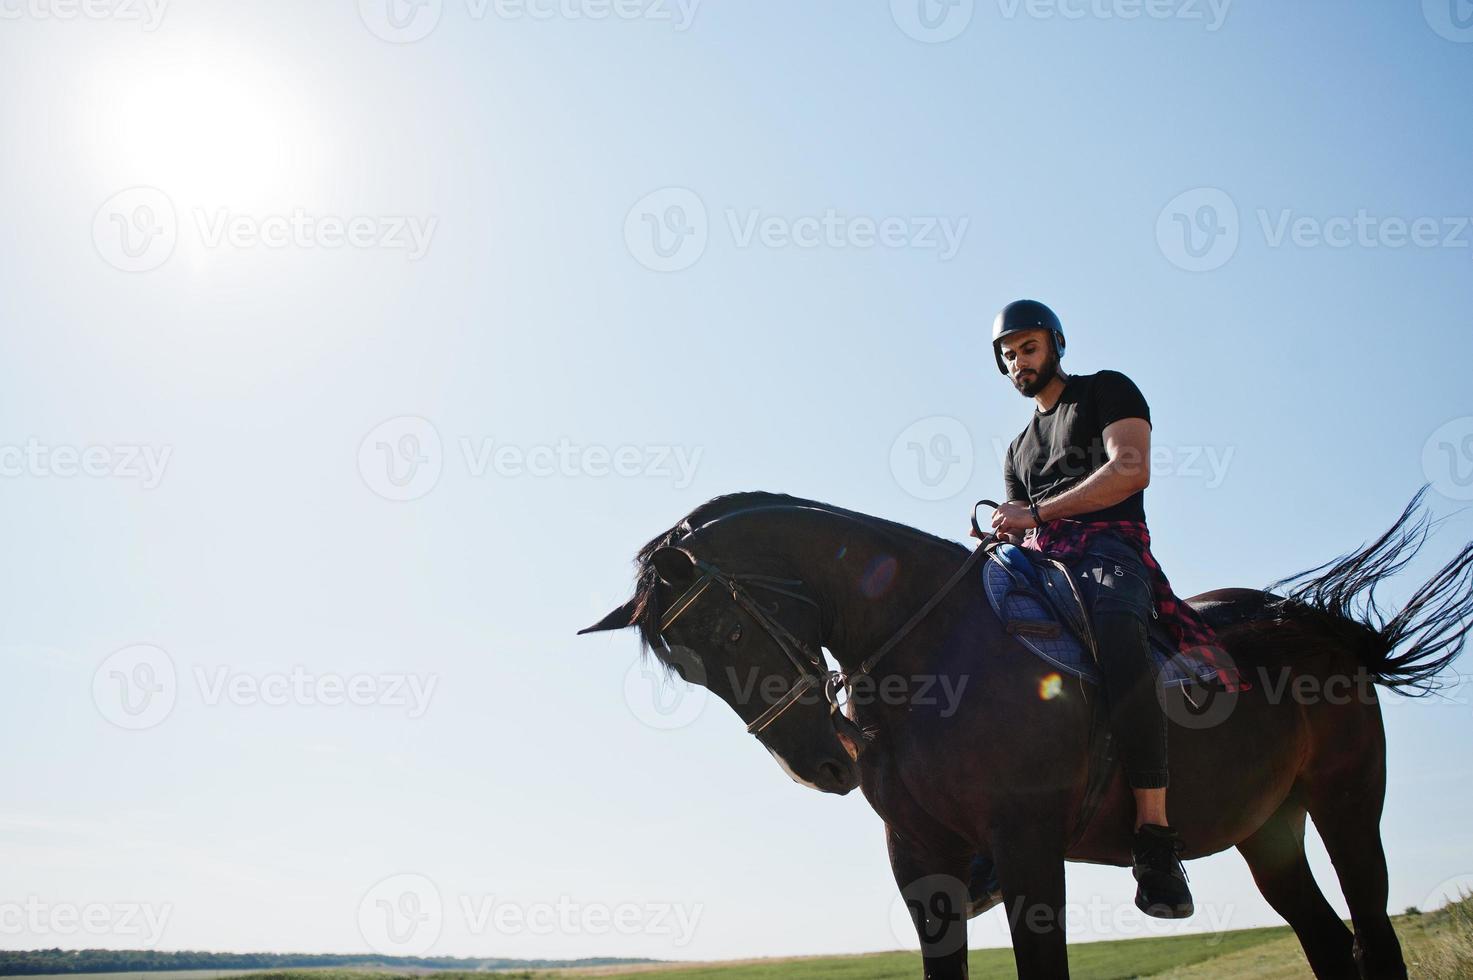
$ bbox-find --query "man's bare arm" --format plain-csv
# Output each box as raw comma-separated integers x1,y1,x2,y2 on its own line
1035,418,1151,521
990,418,1151,535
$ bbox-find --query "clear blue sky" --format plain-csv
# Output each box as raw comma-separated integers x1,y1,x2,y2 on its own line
3,0,1473,963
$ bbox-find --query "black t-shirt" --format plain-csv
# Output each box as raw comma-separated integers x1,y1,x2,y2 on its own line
1003,370,1152,523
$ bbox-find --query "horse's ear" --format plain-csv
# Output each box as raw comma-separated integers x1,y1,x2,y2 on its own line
578,597,639,635
651,546,696,586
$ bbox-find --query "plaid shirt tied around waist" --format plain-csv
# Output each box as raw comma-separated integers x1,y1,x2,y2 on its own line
1024,518,1249,693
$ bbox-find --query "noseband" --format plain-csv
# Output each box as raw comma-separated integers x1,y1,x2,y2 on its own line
658,543,989,736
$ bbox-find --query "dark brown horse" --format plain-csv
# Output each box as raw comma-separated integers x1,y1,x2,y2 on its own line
580,487,1473,979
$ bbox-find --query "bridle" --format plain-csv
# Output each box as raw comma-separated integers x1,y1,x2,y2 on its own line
657,509,994,736
657,559,832,734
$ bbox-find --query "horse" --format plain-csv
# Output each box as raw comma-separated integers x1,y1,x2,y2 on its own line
579,487,1473,979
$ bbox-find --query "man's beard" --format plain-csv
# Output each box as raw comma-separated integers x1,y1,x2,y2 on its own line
1013,347,1060,397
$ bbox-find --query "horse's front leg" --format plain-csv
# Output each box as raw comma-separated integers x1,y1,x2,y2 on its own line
991,820,1070,979
886,825,972,980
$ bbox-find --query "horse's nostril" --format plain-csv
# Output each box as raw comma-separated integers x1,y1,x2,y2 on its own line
818,759,848,785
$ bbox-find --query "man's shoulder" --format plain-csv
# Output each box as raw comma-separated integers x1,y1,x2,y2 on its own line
1076,369,1148,399
1080,368,1138,387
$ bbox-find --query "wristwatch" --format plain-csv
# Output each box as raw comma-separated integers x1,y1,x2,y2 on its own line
1029,502,1044,526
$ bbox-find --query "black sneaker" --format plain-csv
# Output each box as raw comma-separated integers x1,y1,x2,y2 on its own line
965,854,1002,918
1132,824,1194,919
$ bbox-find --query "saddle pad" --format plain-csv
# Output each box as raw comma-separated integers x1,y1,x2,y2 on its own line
982,560,1217,690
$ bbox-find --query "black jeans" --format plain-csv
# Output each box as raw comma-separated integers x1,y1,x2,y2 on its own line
1071,532,1169,790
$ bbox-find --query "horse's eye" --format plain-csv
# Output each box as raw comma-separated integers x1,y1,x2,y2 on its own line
728,624,743,644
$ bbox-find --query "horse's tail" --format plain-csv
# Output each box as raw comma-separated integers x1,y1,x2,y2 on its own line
1265,485,1473,694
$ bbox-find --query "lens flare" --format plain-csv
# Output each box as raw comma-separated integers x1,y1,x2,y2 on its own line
1038,672,1063,701
860,555,898,599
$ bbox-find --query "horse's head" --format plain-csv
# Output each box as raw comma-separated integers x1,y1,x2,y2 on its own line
582,526,862,796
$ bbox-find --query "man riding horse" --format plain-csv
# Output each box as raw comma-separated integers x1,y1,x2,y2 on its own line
971,298,1220,919
582,337,1468,974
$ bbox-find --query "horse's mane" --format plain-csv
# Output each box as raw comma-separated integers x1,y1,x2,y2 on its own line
629,491,965,664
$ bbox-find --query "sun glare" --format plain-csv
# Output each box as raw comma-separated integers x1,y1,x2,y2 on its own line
91,47,316,207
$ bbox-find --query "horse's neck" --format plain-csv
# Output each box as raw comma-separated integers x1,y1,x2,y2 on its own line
791,514,967,675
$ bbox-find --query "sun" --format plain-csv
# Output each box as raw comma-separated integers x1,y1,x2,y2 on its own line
85,42,319,208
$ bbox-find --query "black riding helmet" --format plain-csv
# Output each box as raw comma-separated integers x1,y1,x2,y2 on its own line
991,299,1066,375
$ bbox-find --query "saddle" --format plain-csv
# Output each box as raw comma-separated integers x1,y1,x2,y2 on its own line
988,542,1097,648
982,541,1213,690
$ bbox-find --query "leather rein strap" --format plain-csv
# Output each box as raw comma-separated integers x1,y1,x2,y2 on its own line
850,544,988,680
658,544,988,736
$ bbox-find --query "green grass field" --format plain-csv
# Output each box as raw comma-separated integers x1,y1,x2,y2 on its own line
10,898,1467,980
197,895,1472,980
